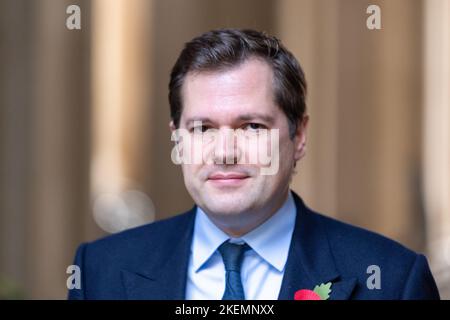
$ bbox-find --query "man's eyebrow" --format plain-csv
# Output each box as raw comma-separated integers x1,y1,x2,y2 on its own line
183,113,275,126
237,113,275,124
184,117,213,125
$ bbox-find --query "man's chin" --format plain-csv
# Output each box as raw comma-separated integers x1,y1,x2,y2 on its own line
200,196,255,216
205,185,251,199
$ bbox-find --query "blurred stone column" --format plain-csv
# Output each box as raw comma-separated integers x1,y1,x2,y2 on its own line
0,0,32,298
90,0,156,234
347,0,424,249
423,0,450,299
26,0,91,298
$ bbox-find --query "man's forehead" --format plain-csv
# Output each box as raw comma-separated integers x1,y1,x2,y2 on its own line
183,58,273,95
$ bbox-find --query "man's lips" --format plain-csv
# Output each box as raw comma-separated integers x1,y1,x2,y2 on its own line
208,172,249,180
207,172,250,187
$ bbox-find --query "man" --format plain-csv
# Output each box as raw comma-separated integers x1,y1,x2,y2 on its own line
69,29,440,300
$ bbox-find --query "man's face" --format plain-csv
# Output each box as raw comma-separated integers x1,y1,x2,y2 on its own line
171,58,307,233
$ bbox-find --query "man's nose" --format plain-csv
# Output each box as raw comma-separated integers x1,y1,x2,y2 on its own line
213,128,242,165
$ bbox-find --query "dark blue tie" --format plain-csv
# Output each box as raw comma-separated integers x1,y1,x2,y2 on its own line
218,241,249,300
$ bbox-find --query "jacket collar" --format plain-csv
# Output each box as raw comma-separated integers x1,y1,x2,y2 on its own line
121,191,356,300
121,207,196,299
277,192,357,300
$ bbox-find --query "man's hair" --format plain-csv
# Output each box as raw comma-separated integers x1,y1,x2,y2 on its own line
168,28,307,138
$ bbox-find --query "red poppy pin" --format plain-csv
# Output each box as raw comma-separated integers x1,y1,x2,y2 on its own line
294,282,332,300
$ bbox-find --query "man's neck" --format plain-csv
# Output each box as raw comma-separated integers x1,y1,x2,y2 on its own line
204,189,290,238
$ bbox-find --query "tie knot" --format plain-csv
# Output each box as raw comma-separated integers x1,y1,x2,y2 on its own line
218,241,249,272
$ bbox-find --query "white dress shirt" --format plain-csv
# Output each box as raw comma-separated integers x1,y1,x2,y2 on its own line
185,191,297,300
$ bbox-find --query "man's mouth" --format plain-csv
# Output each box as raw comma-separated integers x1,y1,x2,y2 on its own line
207,172,250,187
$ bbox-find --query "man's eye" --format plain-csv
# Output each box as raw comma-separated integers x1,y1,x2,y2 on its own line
244,123,265,131
191,125,210,133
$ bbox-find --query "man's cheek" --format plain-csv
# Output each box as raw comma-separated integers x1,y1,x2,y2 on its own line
257,129,280,176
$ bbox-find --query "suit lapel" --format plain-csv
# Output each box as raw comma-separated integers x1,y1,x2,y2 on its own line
121,208,196,299
278,193,357,300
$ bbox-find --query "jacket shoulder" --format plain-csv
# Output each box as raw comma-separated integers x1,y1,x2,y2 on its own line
86,208,195,254
68,209,195,299
307,209,440,299
313,210,417,260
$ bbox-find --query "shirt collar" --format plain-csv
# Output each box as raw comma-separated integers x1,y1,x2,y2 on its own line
191,206,229,272
191,191,297,273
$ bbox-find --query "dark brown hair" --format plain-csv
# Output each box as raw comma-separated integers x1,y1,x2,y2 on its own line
168,29,307,138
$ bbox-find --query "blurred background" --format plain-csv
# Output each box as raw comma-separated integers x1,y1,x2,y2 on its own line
0,0,449,299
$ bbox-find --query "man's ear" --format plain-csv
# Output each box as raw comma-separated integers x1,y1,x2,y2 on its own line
169,120,176,133
293,115,309,161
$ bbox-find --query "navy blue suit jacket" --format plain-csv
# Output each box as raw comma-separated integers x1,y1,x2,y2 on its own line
68,192,440,300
